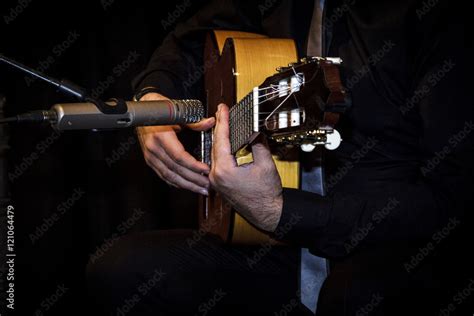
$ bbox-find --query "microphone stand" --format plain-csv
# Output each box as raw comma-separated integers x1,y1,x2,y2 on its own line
0,53,128,115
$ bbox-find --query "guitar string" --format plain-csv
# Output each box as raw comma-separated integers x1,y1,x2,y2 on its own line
229,83,295,113
226,72,304,153
205,69,317,160
229,67,307,114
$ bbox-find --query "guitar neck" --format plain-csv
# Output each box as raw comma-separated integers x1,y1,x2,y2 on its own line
201,89,257,166
229,89,257,154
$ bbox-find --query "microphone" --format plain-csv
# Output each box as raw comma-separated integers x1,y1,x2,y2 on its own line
0,54,204,130
5,99,204,130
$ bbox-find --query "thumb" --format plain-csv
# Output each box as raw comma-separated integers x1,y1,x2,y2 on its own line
251,138,273,166
187,117,216,131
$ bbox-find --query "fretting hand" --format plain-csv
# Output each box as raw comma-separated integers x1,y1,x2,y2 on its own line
209,104,283,232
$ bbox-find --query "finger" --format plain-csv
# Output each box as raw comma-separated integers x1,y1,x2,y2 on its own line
148,154,209,195
156,130,211,175
187,117,216,131
136,126,180,153
138,92,168,101
213,104,237,168
154,145,210,188
137,126,182,140
251,138,273,166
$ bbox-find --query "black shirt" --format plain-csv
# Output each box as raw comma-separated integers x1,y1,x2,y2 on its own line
133,0,473,258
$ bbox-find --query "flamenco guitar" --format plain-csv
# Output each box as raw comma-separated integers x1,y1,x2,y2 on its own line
199,30,349,245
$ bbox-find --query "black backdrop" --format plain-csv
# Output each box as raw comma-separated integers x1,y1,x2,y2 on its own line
0,0,209,314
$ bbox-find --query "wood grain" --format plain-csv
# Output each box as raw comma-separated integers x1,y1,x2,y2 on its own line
201,30,300,245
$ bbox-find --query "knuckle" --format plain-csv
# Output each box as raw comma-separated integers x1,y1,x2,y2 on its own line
151,132,164,142
163,170,179,184
259,164,273,175
166,161,178,173
172,153,185,165
143,137,158,154
160,168,172,180
212,167,227,184
167,147,186,163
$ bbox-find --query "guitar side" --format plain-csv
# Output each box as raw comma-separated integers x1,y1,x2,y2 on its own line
200,30,300,245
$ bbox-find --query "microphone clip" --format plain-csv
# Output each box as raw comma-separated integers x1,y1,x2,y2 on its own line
87,97,128,115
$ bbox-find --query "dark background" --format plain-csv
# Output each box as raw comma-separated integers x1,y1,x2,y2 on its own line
0,0,209,314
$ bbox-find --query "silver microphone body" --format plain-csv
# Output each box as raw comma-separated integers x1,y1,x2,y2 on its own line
50,99,204,130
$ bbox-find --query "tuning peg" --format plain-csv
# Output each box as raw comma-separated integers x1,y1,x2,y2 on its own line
300,143,316,152
324,129,341,150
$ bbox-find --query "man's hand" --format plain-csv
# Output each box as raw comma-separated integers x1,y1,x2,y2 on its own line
209,104,283,232
136,92,215,195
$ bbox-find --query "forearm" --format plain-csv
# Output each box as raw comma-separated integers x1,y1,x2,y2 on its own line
276,178,468,258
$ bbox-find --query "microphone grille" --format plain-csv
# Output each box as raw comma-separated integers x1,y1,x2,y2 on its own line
173,99,204,124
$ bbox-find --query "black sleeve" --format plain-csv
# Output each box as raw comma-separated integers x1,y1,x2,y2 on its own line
132,0,264,99
275,8,474,258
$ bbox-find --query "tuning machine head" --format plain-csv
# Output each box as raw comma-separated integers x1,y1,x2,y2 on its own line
270,128,342,152
300,56,343,65
299,128,341,152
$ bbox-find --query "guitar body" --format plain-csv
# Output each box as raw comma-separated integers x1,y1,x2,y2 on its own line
200,31,300,245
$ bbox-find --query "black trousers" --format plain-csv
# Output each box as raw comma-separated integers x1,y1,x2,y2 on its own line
86,230,305,316
86,230,469,316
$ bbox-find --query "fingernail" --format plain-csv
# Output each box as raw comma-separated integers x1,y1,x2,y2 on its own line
200,189,209,196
